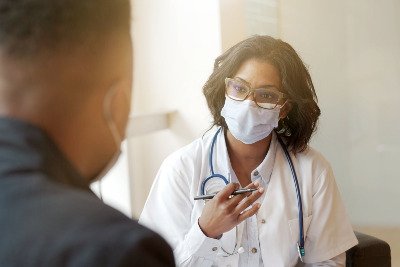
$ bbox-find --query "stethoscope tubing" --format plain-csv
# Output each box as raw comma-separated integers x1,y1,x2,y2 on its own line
209,127,221,175
201,127,305,259
200,127,228,196
276,135,305,252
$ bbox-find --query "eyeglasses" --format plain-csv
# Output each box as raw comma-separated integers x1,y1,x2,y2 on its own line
225,77,287,109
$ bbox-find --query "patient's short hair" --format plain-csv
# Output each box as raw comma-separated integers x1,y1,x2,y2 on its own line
0,0,130,57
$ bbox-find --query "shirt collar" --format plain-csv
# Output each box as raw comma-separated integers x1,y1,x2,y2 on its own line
253,131,278,184
213,127,278,185
0,116,90,191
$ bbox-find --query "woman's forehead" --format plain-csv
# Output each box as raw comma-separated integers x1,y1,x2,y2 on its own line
233,58,281,89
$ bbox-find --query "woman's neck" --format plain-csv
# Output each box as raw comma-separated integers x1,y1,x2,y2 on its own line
225,129,272,186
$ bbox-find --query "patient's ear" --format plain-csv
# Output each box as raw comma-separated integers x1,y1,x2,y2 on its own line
279,101,292,119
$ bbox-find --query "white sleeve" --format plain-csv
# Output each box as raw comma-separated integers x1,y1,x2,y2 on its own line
303,165,358,263
304,252,346,266
139,157,221,266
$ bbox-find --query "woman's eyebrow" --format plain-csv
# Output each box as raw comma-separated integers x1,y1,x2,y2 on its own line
234,76,279,89
234,76,251,86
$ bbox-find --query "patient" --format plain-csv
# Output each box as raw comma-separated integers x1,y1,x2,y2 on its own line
0,0,174,266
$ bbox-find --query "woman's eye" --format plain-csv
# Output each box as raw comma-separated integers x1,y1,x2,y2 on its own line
233,85,245,93
261,93,272,99
259,91,279,102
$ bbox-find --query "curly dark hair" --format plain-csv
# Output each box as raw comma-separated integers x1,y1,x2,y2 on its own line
0,0,130,57
203,35,321,152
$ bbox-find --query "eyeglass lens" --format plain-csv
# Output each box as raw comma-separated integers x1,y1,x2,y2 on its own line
226,79,281,109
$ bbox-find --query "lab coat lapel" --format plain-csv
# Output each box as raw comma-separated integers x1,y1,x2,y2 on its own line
257,141,301,266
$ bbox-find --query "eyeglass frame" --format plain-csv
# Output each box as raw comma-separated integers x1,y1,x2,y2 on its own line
224,77,288,110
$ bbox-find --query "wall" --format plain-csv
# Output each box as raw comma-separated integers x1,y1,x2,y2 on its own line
129,0,222,217
279,0,400,226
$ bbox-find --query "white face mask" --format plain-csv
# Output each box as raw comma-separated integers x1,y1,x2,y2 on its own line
221,97,280,144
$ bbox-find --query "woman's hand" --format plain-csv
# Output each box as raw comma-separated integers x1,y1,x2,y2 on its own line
198,181,264,239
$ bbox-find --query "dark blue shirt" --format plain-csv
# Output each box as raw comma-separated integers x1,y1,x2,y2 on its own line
0,117,175,267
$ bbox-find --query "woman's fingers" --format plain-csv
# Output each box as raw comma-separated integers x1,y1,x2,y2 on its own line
199,182,263,238
234,187,264,215
237,202,261,222
226,181,260,208
214,182,239,202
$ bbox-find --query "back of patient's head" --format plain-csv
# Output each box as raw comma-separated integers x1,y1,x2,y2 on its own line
0,0,131,111
0,0,130,57
0,0,133,180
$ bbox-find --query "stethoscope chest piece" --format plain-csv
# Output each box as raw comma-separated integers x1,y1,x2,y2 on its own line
201,173,229,196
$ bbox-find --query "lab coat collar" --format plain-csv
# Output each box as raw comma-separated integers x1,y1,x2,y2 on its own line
213,128,278,186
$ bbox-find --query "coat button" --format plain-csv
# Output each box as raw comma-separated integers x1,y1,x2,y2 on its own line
251,247,258,253
253,170,259,176
212,247,218,251
261,219,266,224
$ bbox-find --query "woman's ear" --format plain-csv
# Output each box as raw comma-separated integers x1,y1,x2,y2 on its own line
279,101,292,119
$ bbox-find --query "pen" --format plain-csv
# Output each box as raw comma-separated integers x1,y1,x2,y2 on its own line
194,188,258,200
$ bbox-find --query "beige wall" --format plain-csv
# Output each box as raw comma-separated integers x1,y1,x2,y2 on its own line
279,0,400,225
219,0,246,51
129,0,222,217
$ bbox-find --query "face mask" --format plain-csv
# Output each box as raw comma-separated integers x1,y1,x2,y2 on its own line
221,97,280,144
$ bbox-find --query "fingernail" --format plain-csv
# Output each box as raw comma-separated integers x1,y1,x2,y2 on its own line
258,187,264,193
254,181,259,187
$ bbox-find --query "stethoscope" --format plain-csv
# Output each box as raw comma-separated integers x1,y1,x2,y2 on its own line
200,127,306,261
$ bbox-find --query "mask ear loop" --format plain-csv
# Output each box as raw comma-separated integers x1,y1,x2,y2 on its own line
278,99,289,110
103,85,122,148
277,99,292,136
97,85,126,201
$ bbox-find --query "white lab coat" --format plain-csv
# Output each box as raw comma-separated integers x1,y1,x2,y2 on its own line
139,129,358,267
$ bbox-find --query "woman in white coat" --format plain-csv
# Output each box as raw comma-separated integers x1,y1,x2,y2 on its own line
139,35,358,267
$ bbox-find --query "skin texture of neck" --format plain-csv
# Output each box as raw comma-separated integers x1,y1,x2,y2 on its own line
225,129,272,187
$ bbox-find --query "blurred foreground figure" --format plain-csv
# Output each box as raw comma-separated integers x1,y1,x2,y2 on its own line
0,1,174,266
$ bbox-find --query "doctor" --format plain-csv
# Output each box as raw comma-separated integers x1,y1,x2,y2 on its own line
139,35,358,266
